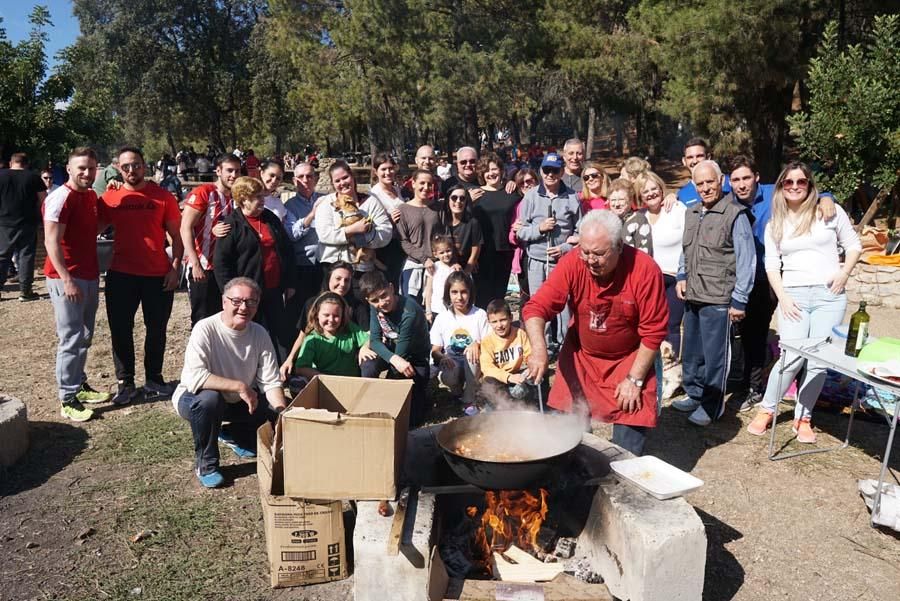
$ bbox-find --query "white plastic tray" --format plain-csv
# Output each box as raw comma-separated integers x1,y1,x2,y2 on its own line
610,455,704,500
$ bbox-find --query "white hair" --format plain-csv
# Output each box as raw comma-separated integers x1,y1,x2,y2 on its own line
580,210,624,249
456,146,478,157
563,138,584,151
223,276,261,297
692,159,722,180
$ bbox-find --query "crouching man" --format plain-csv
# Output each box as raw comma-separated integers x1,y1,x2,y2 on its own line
172,276,287,488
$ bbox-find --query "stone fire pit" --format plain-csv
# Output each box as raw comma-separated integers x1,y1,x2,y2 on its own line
353,426,707,601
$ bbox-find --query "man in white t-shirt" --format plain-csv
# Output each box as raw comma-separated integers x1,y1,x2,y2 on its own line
172,277,287,488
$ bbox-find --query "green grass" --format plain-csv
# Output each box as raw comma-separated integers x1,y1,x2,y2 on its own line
84,409,192,466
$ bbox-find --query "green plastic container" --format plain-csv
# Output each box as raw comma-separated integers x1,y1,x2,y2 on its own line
858,337,900,363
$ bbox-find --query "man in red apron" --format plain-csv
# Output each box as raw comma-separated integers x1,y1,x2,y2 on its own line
524,210,669,455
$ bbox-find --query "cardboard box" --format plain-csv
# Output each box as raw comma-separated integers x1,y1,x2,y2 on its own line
280,375,412,500
257,422,348,588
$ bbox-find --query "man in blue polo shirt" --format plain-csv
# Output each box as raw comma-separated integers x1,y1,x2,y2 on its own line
728,155,836,411
677,137,731,207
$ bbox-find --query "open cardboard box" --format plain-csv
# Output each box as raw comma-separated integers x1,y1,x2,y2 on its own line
257,422,348,588
279,375,412,500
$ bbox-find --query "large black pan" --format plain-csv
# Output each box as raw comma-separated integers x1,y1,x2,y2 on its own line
435,410,585,490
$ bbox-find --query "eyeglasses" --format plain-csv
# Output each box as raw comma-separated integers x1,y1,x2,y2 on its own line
580,246,615,262
458,159,477,166
225,296,259,308
782,178,809,189
521,178,537,187
583,172,602,181
642,188,661,198
120,163,144,172
448,194,467,202
542,167,561,175
41,175,52,180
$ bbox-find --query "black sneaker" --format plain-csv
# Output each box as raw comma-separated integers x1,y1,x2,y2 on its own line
112,382,138,406
19,291,39,302
739,391,763,413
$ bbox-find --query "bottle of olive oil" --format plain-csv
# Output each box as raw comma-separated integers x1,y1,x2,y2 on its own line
844,301,870,357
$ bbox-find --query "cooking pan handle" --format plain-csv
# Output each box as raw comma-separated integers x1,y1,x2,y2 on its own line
536,376,545,414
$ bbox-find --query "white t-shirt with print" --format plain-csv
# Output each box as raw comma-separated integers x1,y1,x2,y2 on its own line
430,305,491,360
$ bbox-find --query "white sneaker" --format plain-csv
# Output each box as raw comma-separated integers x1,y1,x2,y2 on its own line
688,405,712,426
672,397,701,412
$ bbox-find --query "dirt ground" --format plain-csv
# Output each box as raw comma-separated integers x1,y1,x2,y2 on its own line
1,270,898,601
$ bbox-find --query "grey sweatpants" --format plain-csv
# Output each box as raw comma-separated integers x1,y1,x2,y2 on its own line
526,257,570,347
47,277,99,400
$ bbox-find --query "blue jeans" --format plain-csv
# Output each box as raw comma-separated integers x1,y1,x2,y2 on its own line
682,302,732,420
176,389,276,475
761,285,847,419
611,424,649,456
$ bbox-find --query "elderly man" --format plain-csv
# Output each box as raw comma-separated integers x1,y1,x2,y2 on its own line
560,138,585,192
440,146,481,199
402,145,437,198
516,152,581,353
674,160,755,426
283,162,323,340
172,277,287,488
524,210,669,456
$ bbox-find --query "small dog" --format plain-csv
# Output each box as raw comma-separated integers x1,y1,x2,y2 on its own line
334,194,375,264
660,341,683,400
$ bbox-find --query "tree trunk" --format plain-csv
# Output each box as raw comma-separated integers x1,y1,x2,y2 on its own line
166,129,177,157
585,106,596,160
613,112,624,156
855,183,894,231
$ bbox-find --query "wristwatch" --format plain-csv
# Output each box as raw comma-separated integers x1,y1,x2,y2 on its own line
625,374,644,388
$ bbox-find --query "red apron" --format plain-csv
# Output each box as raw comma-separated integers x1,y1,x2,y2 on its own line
547,293,658,428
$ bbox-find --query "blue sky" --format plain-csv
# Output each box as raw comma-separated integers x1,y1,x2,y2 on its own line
1,1,80,68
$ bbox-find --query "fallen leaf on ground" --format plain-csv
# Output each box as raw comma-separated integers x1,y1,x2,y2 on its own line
131,529,157,543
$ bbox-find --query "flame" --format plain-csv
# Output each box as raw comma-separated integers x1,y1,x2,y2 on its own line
467,489,548,568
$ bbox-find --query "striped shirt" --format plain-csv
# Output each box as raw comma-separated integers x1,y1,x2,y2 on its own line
183,183,232,270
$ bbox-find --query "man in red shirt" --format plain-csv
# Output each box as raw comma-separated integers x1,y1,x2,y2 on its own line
523,210,669,455
100,147,183,405
43,147,111,422
180,154,239,326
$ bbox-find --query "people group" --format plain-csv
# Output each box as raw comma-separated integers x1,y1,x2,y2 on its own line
2,135,863,487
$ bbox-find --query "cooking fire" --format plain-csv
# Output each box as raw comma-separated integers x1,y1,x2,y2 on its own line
467,488,549,569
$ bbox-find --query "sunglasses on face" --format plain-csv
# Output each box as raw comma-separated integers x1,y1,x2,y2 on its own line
458,159,477,166
583,172,602,181
522,179,537,186
120,163,143,172
449,194,467,202
782,178,809,189
542,167,561,175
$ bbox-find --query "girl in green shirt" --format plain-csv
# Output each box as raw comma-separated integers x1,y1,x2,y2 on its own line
293,292,376,378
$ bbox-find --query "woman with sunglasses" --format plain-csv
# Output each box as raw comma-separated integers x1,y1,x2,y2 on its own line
579,162,611,213
509,168,539,302
367,152,407,289
472,153,519,307
441,185,482,276
747,162,861,443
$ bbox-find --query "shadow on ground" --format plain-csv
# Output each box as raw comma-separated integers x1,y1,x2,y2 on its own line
696,508,745,601
646,403,744,472
0,420,89,497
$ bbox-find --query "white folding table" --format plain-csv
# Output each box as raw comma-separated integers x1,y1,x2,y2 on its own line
768,337,899,527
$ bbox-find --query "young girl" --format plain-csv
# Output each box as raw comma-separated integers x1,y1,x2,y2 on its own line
397,169,445,301
424,235,460,323
293,292,377,379
430,272,491,415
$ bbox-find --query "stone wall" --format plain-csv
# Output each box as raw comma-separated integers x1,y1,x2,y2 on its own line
845,263,900,309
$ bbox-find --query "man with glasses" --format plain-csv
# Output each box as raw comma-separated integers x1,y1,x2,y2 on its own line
283,162,324,340
515,153,582,354
0,152,46,301
561,138,586,193
523,210,669,456
440,146,481,199
180,154,239,326
172,276,287,488
673,160,755,427
99,147,183,405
